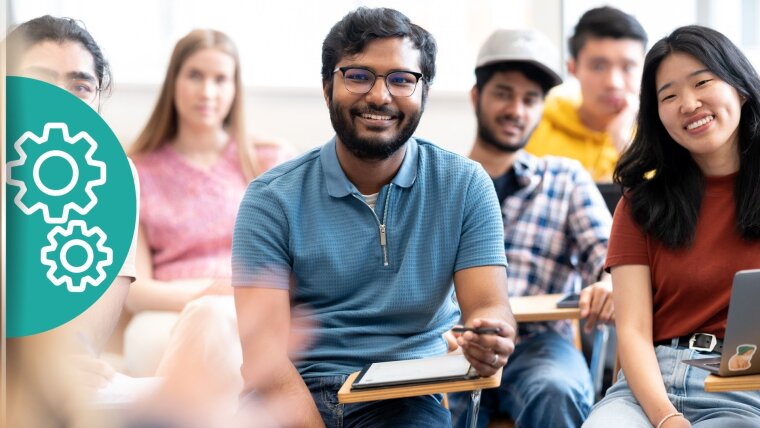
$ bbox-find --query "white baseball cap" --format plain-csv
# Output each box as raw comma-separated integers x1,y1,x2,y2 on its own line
476,29,562,88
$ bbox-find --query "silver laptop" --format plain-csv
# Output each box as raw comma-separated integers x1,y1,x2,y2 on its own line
682,269,760,377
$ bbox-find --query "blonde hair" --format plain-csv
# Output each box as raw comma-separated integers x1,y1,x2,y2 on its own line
130,29,259,179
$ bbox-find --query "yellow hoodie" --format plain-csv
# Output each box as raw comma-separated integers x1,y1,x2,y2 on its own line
525,93,620,182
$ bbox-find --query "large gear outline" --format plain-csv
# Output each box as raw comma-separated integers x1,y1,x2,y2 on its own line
7,122,106,224
41,220,113,293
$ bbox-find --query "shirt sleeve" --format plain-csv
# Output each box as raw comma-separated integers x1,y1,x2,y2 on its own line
604,196,650,271
231,181,292,289
454,165,508,272
566,165,612,285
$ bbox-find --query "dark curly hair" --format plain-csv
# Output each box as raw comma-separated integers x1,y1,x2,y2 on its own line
321,7,436,101
7,15,112,96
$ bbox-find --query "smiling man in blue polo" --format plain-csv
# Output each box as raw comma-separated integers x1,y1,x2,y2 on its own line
231,7,516,427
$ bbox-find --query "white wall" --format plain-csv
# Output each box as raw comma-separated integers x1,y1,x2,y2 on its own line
13,0,759,157
11,0,560,156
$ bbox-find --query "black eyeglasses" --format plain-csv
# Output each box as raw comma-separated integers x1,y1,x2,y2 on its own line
334,67,424,97
25,72,101,105
65,78,101,104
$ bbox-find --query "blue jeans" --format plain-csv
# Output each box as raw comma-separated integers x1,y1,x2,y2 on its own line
304,375,452,427
584,344,760,427
449,330,594,428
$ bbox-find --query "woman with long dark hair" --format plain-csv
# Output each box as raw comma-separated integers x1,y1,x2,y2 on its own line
584,25,760,428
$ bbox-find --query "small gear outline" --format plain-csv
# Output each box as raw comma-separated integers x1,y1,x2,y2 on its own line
41,220,113,293
6,122,106,224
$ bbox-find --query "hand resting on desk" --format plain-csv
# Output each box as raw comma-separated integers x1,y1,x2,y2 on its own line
579,280,615,333
453,318,516,377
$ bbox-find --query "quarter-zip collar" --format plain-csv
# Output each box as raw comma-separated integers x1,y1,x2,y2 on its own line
320,136,419,198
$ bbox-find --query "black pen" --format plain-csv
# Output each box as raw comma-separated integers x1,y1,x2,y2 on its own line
451,327,501,335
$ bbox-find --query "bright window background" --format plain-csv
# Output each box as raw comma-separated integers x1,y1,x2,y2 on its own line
8,0,760,89
8,0,554,91
6,0,760,154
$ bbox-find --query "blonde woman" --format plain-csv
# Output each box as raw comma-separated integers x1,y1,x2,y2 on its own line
124,29,291,386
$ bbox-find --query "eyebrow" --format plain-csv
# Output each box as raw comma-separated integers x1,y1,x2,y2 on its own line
341,65,421,75
586,56,611,64
493,83,541,98
656,68,710,95
21,66,97,83
67,71,98,83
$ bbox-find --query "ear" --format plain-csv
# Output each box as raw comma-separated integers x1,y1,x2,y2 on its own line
567,58,577,77
470,85,479,110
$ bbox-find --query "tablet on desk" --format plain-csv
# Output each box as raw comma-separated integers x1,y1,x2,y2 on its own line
556,292,581,309
351,354,479,390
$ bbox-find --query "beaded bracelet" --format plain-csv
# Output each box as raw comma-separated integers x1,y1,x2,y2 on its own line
656,411,684,428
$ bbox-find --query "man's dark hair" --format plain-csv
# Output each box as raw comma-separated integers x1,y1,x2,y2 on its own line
321,7,437,99
6,15,112,95
615,25,760,248
475,62,555,96
568,6,647,59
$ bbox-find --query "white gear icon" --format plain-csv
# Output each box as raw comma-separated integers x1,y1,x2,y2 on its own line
41,220,113,293
6,122,106,224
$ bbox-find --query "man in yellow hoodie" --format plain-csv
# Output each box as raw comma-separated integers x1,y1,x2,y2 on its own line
525,7,647,182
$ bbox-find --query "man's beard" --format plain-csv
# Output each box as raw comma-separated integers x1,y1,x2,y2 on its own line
476,104,533,153
328,96,423,161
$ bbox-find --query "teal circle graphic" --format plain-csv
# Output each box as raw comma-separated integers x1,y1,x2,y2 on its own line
6,76,137,337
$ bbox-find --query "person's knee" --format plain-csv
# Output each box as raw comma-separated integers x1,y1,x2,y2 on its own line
582,397,650,428
348,395,450,427
390,396,450,427
123,311,178,376
174,296,237,340
522,373,593,410
157,296,240,380
181,296,234,325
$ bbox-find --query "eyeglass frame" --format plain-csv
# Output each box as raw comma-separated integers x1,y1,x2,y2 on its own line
333,66,425,97
20,68,103,111
60,77,102,113
62,79,102,113
63,77,101,106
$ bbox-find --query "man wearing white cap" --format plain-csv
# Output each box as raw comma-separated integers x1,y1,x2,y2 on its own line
448,29,614,428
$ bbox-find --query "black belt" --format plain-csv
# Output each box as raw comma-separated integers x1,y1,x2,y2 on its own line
655,333,723,353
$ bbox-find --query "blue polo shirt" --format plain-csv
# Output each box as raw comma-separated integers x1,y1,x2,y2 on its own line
232,137,507,378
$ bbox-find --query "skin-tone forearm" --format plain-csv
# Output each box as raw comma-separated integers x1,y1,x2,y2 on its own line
36,276,131,390
127,223,228,313
66,276,130,351
455,266,515,328
607,93,639,155
453,266,517,376
126,277,216,313
579,274,615,333
618,327,685,426
612,265,688,427
244,360,324,427
235,287,325,428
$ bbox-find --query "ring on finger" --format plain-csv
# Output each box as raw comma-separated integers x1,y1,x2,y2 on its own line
490,353,499,367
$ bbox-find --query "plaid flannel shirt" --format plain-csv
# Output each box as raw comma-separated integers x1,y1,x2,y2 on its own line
502,151,612,341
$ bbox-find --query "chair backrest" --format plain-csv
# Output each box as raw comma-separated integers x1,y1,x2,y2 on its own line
596,183,623,214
